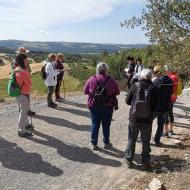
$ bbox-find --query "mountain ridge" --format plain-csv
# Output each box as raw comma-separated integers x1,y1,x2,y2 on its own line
0,40,148,54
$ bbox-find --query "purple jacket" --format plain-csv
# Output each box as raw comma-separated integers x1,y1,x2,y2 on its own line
84,74,120,109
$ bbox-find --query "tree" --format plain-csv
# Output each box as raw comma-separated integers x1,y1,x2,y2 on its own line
121,0,190,67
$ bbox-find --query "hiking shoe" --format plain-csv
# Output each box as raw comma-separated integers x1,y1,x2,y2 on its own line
124,159,133,168
28,110,36,116
55,97,64,102
48,103,57,108
26,124,34,130
18,131,32,138
91,145,98,151
104,143,112,149
142,162,152,171
155,142,164,147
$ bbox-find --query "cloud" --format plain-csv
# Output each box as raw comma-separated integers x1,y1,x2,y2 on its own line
0,0,124,31
39,30,48,35
0,0,146,41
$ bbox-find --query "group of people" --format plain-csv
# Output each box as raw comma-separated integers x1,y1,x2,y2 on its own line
12,48,183,170
12,47,65,137
84,57,182,170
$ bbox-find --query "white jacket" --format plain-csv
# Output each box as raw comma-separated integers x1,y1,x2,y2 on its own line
44,61,60,87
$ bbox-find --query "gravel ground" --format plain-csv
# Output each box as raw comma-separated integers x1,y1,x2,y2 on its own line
0,91,190,190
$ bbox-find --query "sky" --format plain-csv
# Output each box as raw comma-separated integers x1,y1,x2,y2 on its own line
0,0,148,44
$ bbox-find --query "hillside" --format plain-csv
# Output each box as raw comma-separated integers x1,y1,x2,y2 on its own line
0,40,147,54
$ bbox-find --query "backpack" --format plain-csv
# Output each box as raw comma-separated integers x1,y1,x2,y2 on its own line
93,76,110,107
41,64,47,80
7,71,23,97
131,82,151,118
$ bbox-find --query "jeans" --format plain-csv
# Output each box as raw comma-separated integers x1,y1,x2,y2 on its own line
90,106,113,146
125,122,152,164
154,112,167,144
165,103,174,124
47,86,54,105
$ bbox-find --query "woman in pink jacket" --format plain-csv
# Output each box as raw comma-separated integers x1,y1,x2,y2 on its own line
15,54,33,137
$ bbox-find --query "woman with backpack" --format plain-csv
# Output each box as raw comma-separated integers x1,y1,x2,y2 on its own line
14,54,33,137
84,62,120,150
44,54,65,108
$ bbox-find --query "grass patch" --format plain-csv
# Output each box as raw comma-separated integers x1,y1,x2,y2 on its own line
0,72,83,98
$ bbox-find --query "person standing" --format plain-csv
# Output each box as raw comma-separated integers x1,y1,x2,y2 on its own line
45,54,64,108
135,58,144,74
163,65,180,136
14,54,33,137
124,69,159,170
124,56,136,89
55,53,65,101
14,47,35,116
84,62,120,150
152,65,173,146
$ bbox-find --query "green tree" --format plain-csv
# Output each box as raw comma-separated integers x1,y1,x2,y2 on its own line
121,0,190,67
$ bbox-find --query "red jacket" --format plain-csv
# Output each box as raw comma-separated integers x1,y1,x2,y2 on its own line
168,72,178,103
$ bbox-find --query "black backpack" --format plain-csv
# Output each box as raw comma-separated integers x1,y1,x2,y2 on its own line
93,76,110,107
131,82,151,118
41,64,47,80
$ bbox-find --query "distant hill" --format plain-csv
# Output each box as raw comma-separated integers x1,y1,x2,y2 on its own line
0,40,147,54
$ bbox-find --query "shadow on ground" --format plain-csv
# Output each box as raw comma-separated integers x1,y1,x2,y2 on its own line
34,114,90,132
27,130,122,167
132,153,187,173
0,137,63,176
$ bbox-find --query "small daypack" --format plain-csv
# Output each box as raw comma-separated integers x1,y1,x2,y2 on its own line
7,71,22,97
93,76,110,107
131,82,151,118
41,64,47,80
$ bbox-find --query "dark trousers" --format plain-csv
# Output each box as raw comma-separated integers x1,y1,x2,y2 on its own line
90,106,113,146
154,112,167,143
47,86,54,105
55,79,62,99
125,122,152,163
165,103,174,124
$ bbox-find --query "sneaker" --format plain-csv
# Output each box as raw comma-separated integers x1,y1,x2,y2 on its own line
28,110,36,116
18,131,32,138
26,124,34,130
104,143,112,149
168,130,175,136
162,132,169,138
124,159,133,168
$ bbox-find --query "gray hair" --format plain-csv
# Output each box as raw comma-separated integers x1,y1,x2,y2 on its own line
140,69,152,80
96,62,109,74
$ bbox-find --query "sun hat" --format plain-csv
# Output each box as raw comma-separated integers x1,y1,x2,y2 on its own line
16,47,29,54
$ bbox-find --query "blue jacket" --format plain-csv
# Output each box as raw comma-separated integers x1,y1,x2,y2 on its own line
153,75,173,112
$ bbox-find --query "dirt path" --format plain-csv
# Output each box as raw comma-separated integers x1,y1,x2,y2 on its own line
0,92,190,190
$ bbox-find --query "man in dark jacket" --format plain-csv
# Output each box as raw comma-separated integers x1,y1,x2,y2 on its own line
152,66,173,146
125,69,159,170
55,53,65,101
